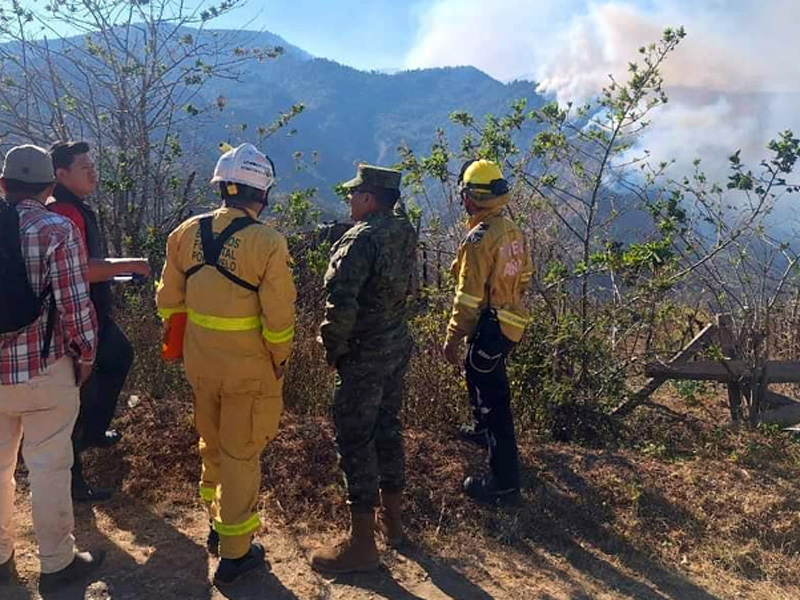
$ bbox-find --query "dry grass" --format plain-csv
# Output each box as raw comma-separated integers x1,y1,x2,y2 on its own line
80,372,800,598
95,289,800,597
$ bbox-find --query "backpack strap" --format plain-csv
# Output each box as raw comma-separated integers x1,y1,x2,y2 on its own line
39,285,56,359
185,215,259,292
0,200,57,355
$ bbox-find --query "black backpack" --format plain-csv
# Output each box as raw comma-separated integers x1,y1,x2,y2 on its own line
0,198,56,357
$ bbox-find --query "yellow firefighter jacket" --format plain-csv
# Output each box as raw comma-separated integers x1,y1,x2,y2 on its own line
446,202,532,344
155,206,296,382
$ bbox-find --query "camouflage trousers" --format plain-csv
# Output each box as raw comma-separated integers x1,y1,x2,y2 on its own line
333,340,412,513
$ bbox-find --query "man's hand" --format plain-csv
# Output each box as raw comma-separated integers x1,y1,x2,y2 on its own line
74,358,94,386
442,338,462,365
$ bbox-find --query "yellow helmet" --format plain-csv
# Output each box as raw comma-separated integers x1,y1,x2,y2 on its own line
458,159,509,199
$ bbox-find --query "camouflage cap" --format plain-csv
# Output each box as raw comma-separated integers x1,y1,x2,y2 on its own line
342,164,401,191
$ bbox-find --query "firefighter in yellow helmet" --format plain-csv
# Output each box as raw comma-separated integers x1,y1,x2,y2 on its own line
155,143,296,585
442,159,531,504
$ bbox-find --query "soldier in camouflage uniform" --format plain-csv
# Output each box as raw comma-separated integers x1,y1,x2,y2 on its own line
311,165,417,575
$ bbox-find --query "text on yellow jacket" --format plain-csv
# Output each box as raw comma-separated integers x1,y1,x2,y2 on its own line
446,203,532,344
155,206,296,380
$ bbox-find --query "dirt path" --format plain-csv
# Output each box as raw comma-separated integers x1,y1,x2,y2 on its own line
4,494,518,600
4,489,794,600
6,405,800,600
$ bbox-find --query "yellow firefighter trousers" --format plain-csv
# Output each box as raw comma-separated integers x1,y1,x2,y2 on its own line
192,376,283,559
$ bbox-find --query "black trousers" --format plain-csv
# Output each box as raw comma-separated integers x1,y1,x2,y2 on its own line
72,318,133,481
465,335,520,489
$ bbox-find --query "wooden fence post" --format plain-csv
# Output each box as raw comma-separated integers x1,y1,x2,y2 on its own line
717,314,743,423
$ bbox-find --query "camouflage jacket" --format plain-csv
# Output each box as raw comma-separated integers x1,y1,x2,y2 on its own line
320,204,417,365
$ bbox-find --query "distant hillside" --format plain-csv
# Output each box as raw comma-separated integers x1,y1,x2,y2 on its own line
0,27,547,214
161,30,548,211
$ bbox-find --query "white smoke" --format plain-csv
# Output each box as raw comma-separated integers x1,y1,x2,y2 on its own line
405,0,800,181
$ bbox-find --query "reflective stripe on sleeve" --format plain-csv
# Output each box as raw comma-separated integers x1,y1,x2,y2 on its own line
158,306,187,320
497,309,529,330
455,291,482,309
263,324,295,344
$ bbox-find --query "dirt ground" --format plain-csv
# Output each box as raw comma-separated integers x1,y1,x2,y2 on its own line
3,475,797,599
4,392,800,599
0,493,741,600
5,495,527,600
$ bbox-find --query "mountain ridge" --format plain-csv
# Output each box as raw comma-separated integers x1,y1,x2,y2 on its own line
0,26,548,212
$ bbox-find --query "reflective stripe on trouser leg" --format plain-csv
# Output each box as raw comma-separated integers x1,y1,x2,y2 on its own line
213,513,262,538
217,387,282,559
193,383,222,523
199,483,220,523
199,485,217,504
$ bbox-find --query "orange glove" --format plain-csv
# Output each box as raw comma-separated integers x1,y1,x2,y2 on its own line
161,312,187,362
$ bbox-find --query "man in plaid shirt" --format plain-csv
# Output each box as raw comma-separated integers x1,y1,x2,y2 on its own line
0,145,105,591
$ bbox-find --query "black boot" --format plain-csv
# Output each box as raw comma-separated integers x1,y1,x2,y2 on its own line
457,423,488,449
0,551,15,585
39,550,106,593
463,474,520,505
86,429,122,449
72,475,113,503
206,522,220,557
213,542,265,586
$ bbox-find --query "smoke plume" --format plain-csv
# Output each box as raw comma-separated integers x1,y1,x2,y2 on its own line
406,0,800,180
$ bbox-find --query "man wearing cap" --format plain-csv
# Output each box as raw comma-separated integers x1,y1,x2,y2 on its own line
0,145,105,589
443,159,532,505
156,143,295,585
48,140,151,503
311,164,417,574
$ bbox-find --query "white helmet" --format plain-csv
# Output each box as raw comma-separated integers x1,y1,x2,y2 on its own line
210,143,275,192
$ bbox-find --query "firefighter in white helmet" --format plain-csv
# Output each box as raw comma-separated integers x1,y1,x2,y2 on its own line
156,143,296,584
442,159,531,505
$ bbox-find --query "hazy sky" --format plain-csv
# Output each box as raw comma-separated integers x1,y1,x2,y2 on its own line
13,0,800,178
12,1,782,83
217,0,800,178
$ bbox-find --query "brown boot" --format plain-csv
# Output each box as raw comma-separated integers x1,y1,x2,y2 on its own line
310,510,379,574
377,491,404,547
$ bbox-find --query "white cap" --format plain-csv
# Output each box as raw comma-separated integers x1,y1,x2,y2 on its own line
210,143,275,191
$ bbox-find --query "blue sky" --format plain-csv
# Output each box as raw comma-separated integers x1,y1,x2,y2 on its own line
13,0,799,177
205,0,424,70
15,0,754,79
15,0,425,71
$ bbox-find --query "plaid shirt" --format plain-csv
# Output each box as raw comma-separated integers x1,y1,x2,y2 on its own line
0,199,97,385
